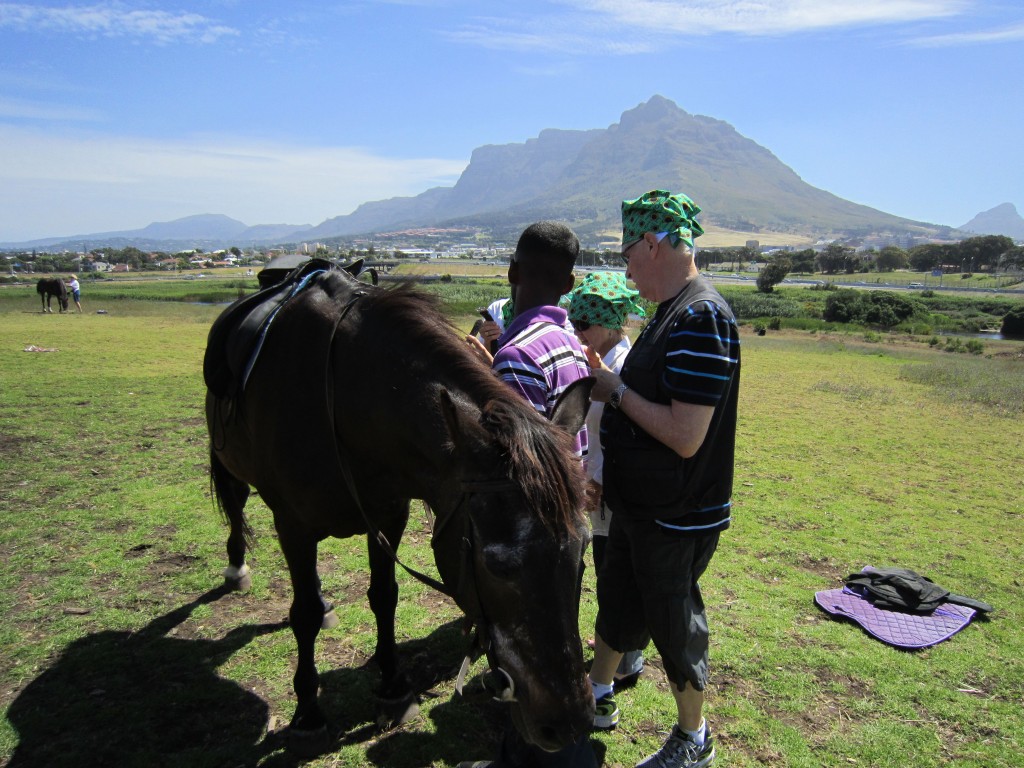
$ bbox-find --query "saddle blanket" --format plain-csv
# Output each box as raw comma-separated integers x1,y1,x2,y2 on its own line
814,587,976,650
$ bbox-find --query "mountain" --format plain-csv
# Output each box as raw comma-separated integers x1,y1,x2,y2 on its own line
959,203,1024,240
3,95,952,251
301,95,941,242
299,128,602,240
3,215,312,251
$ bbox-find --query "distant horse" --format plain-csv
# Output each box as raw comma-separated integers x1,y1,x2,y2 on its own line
204,263,594,754
36,278,68,313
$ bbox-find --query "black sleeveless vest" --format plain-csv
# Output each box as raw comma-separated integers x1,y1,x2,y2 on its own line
600,276,739,531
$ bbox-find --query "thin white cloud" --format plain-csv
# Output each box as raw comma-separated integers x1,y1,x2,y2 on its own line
446,14,657,54
571,0,967,35
0,2,239,44
0,126,466,241
449,0,969,53
906,20,1024,46
0,97,103,121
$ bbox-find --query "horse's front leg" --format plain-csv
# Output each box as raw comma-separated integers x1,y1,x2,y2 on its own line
277,523,332,756
366,500,418,727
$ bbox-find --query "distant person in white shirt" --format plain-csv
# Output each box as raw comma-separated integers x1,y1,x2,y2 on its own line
67,275,82,313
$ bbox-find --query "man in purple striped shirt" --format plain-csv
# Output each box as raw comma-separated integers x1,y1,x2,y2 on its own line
461,220,595,768
490,223,590,460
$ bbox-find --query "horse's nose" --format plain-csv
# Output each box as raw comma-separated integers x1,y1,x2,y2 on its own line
532,721,576,752
533,700,596,752
534,715,593,752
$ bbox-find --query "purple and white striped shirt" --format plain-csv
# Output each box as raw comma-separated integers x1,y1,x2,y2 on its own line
492,305,590,458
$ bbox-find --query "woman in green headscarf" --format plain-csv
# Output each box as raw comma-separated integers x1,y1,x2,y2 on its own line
568,271,646,688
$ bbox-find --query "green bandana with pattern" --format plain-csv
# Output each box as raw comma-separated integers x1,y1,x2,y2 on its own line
568,271,644,330
621,189,704,250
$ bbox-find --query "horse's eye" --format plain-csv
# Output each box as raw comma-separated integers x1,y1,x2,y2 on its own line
480,544,521,579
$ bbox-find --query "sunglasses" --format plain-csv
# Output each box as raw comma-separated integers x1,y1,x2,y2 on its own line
572,319,591,332
620,237,644,265
620,232,670,264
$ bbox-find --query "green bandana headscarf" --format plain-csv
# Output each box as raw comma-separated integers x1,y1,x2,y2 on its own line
568,271,644,330
621,189,704,250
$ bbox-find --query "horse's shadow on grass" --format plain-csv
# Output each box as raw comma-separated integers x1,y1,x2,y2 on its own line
5,586,534,767
6,585,287,767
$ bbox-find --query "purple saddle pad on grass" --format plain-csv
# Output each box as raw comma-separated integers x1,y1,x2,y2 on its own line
814,587,976,649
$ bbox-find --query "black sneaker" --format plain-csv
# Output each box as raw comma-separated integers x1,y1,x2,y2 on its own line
593,692,620,729
635,724,715,768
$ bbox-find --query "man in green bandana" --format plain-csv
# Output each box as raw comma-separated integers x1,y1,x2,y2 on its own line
586,190,741,768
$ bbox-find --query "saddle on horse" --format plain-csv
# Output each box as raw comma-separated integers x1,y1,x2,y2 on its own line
204,258,369,399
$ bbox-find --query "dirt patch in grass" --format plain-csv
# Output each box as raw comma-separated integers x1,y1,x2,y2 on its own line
794,554,847,583
991,347,1024,360
0,432,31,457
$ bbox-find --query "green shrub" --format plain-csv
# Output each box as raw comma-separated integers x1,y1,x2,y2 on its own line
724,292,804,319
823,290,923,328
1003,305,1024,337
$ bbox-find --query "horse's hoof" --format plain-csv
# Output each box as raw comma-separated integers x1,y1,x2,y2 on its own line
321,608,339,630
286,724,332,758
223,564,252,592
376,694,420,729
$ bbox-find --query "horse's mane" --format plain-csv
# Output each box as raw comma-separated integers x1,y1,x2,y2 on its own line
481,398,588,535
351,279,587,535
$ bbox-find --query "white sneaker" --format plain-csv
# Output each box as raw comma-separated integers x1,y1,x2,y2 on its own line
635,724,715,768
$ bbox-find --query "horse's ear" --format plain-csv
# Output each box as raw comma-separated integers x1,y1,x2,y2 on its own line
438,389,482,450
550,377,594,437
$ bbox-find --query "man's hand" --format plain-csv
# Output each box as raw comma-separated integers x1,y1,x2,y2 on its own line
478,319,502,349
465,334,494,366
583,344,620,403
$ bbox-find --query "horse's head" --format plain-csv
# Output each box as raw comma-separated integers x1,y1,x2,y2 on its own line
437,379,595,751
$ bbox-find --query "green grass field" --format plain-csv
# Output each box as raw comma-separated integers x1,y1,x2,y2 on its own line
1,282,1021,767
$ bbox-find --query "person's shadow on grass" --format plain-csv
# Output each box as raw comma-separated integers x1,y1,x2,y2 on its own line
5,585,288,768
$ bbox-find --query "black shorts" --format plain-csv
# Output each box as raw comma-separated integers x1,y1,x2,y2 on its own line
595,514,720,691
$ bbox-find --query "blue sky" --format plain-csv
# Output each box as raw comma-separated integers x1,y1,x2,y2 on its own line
1,0,1022,243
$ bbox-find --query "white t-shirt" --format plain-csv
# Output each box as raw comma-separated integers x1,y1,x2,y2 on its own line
584,336,631,486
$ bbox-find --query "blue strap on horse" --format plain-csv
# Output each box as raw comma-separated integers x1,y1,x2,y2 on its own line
239,267,329,391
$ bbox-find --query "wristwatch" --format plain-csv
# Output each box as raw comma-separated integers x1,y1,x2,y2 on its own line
609,381,629,409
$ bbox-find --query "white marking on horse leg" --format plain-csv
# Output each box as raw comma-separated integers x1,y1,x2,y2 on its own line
321,609,339,630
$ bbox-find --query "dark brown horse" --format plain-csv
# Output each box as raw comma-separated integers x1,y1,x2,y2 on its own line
36,278,68,313
205,265,594,754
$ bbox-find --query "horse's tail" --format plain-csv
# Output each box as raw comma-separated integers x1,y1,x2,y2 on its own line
210,449,255,552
